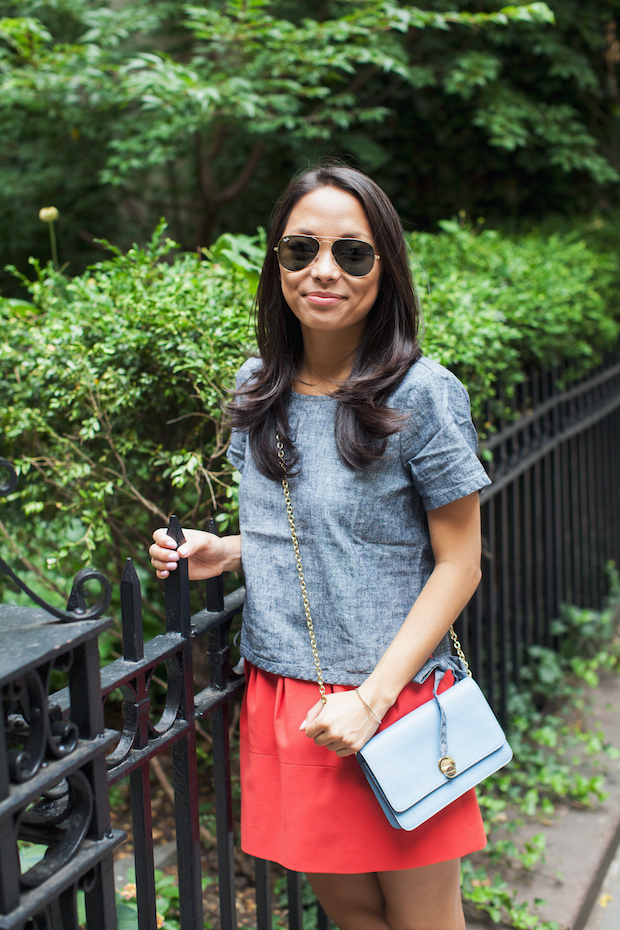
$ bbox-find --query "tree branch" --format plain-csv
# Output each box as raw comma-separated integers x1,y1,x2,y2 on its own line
0,517,68,599
207,123,227,162
213,138,265,205
308,63,379,123
87,386,169,521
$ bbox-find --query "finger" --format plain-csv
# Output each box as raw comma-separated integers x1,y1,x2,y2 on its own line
323,735,358,755
309,730,329,746
308,724,335,745
152,529,179,549
321,738,341,752
300,700,325,732
149,552,180,576
150,546,181,576
320,737,356,755
152,557,179,573
176,533,212,560
149,543,180,561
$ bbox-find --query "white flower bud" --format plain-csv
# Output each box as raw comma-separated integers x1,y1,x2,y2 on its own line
39,207,59,222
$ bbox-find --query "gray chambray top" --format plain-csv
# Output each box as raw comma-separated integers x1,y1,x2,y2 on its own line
227,355,491,686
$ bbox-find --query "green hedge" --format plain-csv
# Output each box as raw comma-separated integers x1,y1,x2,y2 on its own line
412,218,618,419
0,225,258,635
0,218,617,626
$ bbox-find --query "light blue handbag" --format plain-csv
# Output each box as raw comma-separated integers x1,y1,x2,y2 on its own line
277,440,512,832
356,657,513,831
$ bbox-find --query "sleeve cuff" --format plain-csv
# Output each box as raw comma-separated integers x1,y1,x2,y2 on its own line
422,472,491,511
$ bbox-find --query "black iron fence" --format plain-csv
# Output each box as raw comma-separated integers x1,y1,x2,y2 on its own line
0,464,329,930
1,356,619,930
462,358,620,724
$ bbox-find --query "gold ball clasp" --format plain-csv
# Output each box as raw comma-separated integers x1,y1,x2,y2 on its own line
438,756,457,778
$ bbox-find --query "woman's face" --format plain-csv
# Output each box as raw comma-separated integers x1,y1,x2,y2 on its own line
278,186,381,346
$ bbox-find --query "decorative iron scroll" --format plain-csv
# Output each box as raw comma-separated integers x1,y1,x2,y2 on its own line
1,620,120,925
5,657,81,789
18,769,94,887
0,457,111,622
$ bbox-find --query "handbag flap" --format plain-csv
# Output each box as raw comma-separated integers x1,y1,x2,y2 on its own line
357,677,507,813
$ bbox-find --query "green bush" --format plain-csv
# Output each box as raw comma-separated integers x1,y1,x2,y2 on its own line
0,216,618,623
411,218,619,421
0,223,257,625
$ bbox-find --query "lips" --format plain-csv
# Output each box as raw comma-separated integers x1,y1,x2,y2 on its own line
304,291,346,305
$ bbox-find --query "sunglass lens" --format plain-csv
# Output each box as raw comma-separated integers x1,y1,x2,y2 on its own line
278,236,319,271
332,239,376,276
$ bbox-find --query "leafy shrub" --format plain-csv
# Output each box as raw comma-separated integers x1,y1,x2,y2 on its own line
0,224,256,621
411,219,619,421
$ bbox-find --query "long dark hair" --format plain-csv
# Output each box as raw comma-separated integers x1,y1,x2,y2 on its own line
229,164,422,479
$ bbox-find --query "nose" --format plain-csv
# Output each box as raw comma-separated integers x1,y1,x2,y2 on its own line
311,242,340,280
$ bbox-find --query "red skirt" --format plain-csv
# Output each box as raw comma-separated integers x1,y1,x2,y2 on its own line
239,662,487,874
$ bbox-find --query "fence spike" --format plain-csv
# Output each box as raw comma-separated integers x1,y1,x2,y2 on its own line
121,558,144,662
165,514,190,635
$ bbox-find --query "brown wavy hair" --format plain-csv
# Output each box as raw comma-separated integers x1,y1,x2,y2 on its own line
229,164,422,479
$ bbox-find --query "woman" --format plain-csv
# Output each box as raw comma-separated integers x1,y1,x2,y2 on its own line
150,165,491,930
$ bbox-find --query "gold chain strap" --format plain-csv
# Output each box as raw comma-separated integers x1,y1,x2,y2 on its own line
276,435,472,700
276,436,327,705
449,626,473,678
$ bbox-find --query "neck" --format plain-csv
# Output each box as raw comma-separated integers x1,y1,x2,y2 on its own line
294,331,359,395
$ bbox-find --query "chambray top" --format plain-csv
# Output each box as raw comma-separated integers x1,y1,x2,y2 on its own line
227,355,491,686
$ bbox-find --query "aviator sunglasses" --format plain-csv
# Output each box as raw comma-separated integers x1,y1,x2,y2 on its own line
274,235,380,277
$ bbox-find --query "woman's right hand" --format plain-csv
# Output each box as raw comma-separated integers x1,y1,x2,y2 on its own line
149,528,242,580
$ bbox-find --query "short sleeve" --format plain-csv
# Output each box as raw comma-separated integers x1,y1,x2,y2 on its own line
225,357,262,474
399,363,491,510
227,429,247,473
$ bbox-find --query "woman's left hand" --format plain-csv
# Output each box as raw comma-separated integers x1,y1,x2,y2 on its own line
301,690,380,756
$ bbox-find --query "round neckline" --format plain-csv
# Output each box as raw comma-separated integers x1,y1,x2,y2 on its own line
290,390,337,401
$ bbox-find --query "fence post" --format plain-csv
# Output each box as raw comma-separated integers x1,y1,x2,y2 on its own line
164,516,204,930
206,519,238,930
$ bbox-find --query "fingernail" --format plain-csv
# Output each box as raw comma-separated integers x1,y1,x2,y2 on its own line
160,570,169,579
178,545,189,557
299,720,307,731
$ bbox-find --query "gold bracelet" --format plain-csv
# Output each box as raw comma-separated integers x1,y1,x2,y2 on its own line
355,688,382,725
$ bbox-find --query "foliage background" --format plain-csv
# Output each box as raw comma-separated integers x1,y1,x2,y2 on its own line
5,0,620,293
3,5,620,926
